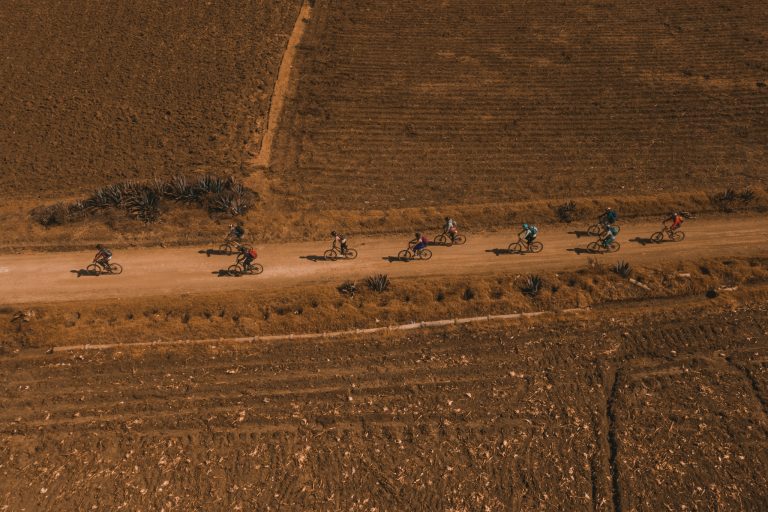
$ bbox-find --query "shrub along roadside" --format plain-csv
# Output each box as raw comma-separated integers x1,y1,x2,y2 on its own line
30,174,258,226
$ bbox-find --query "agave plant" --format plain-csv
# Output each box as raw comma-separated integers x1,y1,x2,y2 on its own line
739,188,756,204
124,187,160,223
366,274,390,292
195,175,228,195
338,281,357,296
613,260,632,278
522,275,543,296
555,200,577,223
163,175,198,202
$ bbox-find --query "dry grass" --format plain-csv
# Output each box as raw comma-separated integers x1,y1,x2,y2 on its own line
3,257,766,351
2,187,766,252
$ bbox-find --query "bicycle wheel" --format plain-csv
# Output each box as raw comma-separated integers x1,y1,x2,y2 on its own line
420,248,433,260
227,264,242,276
587,241,601,253
671,231,685,242
251,263,264,275
608,241,620,253
453,234,466,245
323,249,337,261
108,263,123,275
508,242,523,253
529,241,543,253
650,232,664,243
587,224,602,237
397,249,411,261
344,248,358,260
219,243,233,255
86,263,101,275
434,234,449,246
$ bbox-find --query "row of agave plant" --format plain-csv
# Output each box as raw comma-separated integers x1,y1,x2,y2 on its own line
31,175,257,226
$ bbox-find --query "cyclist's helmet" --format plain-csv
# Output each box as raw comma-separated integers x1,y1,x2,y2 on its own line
331,230,337,236
415,232,421,238
522,223,529,230
96,243,103,249
444,216,449,221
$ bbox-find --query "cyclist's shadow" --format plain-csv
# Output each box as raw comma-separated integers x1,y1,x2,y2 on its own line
485,249,512,256
630,236,655,246
300,255,327,262
71,269,98,278
200,249,229,257
566,247,594,255
567,230,592,238
382,256,408,263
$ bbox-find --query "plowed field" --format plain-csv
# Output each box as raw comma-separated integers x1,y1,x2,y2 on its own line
1,300,766,510
0,0,301,199
275,0,768,210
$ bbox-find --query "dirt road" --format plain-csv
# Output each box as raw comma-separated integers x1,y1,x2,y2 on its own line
0,216,765,305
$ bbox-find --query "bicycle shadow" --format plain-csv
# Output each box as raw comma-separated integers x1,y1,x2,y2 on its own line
486,248,512,256
383,256,409,263
630,236,656,246
200,249,231,257
211,270,237,277
300,255,327,262
568,230,593,238
566,247,594,255
71,269,98,278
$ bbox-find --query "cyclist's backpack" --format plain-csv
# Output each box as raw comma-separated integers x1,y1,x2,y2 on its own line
530,226,538,236
609,226,618,236
103,248,112,257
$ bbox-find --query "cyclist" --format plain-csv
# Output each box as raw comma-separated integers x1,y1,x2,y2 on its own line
238,245,258,270
664,212,684,232
601,225,619,247
411,232,429,255
443,217,458,242
518,223,538,246
331,230,348,255
228,222,245,241
94,244,113,270
599,207,618,227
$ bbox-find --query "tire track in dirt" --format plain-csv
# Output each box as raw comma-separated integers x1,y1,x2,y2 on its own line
606,367,624,512
249,0,313,170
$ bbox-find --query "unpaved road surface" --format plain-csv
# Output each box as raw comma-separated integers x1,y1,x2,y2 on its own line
0,216,765,305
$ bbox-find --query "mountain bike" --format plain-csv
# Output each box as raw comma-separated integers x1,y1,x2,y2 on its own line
323,246,358,261
587,223,621,237
219,237,251,255
508,237,543,254
397,247,432,261
86,260,123,275
651,227,685,243
227,262,264,276
587,240,620,253
433,231,467,247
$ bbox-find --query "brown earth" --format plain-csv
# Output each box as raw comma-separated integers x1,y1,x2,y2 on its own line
1,296,766,510
0,216,766,305
2,1,767,509
271,0,768,212
0,0,302,200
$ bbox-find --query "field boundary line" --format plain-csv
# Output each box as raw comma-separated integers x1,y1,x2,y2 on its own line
50,308,588,353
251,0,312,168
